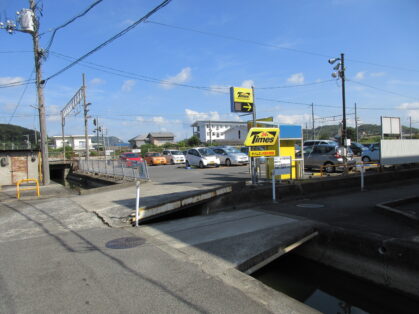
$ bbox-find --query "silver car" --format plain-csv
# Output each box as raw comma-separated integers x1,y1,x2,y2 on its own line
304,144,356,173
212,147,249,166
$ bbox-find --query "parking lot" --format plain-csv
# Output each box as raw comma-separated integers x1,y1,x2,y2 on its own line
146,163,251,188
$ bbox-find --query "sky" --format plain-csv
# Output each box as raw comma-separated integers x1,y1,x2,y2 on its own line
1,0,419,142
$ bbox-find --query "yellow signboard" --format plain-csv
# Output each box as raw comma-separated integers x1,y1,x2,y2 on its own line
244,128,279,146
249,150,276,157
231,87,254,103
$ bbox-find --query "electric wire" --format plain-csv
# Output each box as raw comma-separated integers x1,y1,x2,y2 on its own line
7,68,35,124
42,0,105,53
44,0,172,82
146,20,419,73
48,52,413,111
0,79,36,88
347,79,419,101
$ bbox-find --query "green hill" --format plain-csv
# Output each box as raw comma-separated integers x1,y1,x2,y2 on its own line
0,124,40,149
303,123,419,142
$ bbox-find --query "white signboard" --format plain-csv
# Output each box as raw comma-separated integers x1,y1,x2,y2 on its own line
381,117,401,135
274,156,291,168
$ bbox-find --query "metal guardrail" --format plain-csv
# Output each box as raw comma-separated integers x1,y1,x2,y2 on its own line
16,178,40,199
77,159,150,181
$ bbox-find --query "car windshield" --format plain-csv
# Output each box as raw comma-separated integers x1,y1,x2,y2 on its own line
198,148,215,156
125,153,139,158
171,151,182,155
225,147,240,154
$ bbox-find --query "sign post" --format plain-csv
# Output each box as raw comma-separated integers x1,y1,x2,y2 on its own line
230,86,258,183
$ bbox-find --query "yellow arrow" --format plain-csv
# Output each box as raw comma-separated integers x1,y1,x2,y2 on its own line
243,103,252,112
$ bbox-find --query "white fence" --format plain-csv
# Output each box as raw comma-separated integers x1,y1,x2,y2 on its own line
381,139,419,165
77,159,150,180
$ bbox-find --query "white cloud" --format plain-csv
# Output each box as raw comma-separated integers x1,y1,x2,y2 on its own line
90,78,105,86
370,72,385,78
2,103,18,112
185,109,220,122
121,80,136,92
287,73,304,84
275,114,311,125
241,80,254,88
397,102,419,110
0,76,24,86
136,116,145,122
47,105,61,121
152,116,167,124
121,19,135,26
161,67,191,89
207,84,229,94
354,72,366,80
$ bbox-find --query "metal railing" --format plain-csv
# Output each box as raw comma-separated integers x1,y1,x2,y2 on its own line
77,159,149,181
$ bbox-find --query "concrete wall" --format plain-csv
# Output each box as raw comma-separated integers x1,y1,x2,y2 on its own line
0,151,40,185
381,139,419,165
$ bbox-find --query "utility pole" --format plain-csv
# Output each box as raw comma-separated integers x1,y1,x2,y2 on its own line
82,74,90,160
355,102,358,142
328,53,347,148
311,103,315,140
1,1,50,183
340,53,347,148
30,0,50,184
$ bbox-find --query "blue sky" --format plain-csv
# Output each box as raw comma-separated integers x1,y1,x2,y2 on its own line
1,0,419,141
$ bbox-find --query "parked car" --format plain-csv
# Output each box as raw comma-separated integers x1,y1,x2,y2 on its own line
350,142,367,156
361,143,380,163
212,146,249,166
162,150,186,164
185,147,220,168
303,140,338,147
304,144,356,173
119,152,144,167
143,152,167,166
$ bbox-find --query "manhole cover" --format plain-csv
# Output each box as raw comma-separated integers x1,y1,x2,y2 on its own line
105,237,145,249
296,204,325,208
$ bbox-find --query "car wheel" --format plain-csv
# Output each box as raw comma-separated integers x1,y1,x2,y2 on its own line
186,160,190,167
226,159,231,166
170,159,175,165
199,161,204,169
324,162,335,173
362,156,371,163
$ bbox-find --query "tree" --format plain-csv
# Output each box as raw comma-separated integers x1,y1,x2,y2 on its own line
186,135,200,147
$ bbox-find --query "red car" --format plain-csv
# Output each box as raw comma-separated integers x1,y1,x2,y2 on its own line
119,152,144,167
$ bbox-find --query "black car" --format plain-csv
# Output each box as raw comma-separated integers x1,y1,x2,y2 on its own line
350,142,366,156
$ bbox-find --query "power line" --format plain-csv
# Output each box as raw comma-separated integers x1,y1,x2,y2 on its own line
48,51,411,112
146,20,419,73
42,0,105,53
255,79,335,89
44,0,172,82
146,20,331,59
49,51,335,91
0,79,36,88
7,68,35,124
347,79,419,101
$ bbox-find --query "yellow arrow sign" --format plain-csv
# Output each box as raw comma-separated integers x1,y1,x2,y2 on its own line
242,103,253,112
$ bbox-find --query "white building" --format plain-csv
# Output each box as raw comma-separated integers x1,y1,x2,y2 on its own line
191,121,247,144
52,135,94,151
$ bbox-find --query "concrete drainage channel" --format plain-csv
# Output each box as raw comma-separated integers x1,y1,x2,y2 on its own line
138,176,419,312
